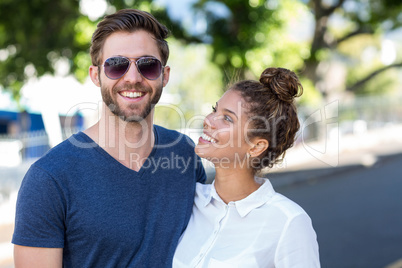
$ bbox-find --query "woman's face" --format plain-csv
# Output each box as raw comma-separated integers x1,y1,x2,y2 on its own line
195,90,254,166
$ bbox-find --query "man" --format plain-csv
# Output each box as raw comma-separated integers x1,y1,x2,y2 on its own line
12,9,206,267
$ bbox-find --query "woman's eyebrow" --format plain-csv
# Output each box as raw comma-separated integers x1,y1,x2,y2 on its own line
223,108,238,119
216,101,238,119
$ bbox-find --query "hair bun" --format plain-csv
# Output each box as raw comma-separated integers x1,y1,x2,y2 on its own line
259,67,303,103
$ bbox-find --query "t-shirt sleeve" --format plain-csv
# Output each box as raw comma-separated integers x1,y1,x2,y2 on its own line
12,165,66,248
275,213,320,267
195,155,206,184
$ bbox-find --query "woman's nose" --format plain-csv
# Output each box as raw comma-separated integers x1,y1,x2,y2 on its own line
204,113,216,130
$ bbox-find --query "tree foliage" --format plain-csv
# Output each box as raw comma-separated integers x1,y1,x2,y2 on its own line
303,0,402,97
187,0,402,99
0,0,82,101
189,0,306,83
0,0,184,102
1,0,401,105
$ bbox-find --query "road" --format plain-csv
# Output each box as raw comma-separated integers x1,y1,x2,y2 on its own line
271,153,402,268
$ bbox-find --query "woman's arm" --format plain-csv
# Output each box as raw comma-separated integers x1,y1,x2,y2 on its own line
275,213,320,267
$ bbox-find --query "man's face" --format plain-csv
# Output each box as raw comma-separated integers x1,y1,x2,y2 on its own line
90,30,170,122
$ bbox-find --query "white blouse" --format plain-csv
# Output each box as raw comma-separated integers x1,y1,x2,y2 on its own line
173,177,320,268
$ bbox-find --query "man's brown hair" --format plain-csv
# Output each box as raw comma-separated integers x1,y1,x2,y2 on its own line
90,9,170,66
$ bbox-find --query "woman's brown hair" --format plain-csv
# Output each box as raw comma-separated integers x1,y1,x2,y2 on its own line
231,67,303,172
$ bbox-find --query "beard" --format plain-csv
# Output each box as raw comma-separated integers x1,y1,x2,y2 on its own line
100,81,163,123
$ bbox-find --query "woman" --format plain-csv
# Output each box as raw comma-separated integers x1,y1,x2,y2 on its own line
173,67,320,267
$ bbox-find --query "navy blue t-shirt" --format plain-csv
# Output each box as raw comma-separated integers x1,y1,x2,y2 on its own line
13,125,206,267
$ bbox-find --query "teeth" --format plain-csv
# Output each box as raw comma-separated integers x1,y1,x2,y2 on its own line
120,91,144,98
201,133,217,143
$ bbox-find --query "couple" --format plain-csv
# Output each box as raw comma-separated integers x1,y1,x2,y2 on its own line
12,9,319,267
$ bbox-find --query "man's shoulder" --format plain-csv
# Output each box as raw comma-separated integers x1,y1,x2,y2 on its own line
154,125,182,137
32,132,95,171
154,125,196,148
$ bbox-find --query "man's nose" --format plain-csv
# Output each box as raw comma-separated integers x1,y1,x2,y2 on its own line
123,61,143,83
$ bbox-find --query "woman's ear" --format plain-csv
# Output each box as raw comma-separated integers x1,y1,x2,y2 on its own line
249,139,269,158
89,65,101,87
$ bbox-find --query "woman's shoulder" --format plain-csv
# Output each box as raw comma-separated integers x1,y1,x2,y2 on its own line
268,191,310,219
251,177,309,218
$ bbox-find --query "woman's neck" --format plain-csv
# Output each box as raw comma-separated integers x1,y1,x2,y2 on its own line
213,166,260,204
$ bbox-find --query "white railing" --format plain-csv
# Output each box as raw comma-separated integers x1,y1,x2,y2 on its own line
0,128,81,167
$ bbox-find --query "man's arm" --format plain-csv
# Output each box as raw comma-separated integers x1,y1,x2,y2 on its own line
14,245,63,268
195,156,207,184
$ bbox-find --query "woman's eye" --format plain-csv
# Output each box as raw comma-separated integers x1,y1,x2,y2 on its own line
224,115,233,123
212,105,217,112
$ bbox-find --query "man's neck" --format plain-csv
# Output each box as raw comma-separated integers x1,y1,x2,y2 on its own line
84,110,155,171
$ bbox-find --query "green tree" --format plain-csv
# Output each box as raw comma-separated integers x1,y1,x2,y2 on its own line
303,0,402,97
0,0,83,101
187,0,402,98
2,0,402,105
190,0,306,83
0,0,184,102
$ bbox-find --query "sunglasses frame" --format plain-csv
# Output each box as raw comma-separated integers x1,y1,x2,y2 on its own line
101,56,164,80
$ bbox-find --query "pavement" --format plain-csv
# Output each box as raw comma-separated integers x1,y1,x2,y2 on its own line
0,124,401,267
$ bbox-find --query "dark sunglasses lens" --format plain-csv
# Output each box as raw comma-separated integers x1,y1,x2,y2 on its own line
104,57,130,79
137,58,162,80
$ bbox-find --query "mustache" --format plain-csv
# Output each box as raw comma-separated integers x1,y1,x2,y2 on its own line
113,84,150,93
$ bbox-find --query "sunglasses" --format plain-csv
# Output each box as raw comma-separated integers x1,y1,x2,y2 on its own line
102,56,164,80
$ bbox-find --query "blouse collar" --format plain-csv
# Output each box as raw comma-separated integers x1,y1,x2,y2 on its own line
203,177,276,217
